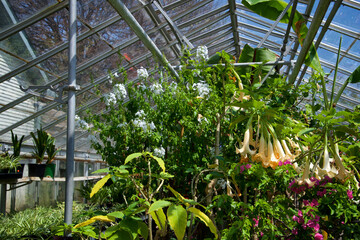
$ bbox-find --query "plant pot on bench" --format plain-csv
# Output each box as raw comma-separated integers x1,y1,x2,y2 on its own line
28,163,47,178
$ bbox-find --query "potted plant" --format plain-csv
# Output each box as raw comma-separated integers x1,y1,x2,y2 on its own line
0,153,23,180
43,134,60,179
28,128,48,178
11,130,24,159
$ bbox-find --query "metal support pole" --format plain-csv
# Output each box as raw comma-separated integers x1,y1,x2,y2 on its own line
288,0,331,84
64,0,77,226
107,0,180,81
294,0,343,88
10,184,15,212
0,184,6,215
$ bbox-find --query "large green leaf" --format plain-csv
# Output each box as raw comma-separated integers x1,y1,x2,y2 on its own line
237,44,277,77
188,207,218,239
347,65,360,83
152,155,166,172
242,0,324,75
149,200,172,213
167,205,187,240
150,208,167,230
167,185,190,207
90,174,112,198
107,228,133,240
125,152,142,164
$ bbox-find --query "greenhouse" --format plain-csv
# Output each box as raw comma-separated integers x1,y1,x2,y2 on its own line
0,0,359,239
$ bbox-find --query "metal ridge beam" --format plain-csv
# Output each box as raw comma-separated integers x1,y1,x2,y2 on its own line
0,0,69,41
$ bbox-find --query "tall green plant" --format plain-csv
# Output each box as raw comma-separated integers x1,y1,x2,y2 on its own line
30,128,49,164
45,134,60,164
11,130,24,158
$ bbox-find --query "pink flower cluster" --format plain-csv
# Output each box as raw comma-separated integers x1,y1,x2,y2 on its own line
239,164,252,174
347,190,353,200
289,175,334,194
253,216,260,227
278,160,292,166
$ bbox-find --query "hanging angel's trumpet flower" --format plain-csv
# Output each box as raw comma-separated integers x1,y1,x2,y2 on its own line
267,139,279,169
332,144,350,181
253,135,267,163
317,145,338,179
323,146,332,173
238,128,256,156
273,138,286,161
297,158,316,187
281,139,296,161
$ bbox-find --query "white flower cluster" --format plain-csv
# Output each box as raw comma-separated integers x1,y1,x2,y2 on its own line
133,110,156,133
138,83,147,91
105,92,117,106
170,81,177,90
193,81,211,98
117,122,127,128
150,82,164,94
75,115,89,130
154,146,165,158
137,67,149,79
217,179,227,190
105,84,128,106
196,45,208,61
114,83,127,100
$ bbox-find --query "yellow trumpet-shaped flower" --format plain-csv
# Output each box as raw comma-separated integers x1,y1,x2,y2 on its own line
297,158,316,187
238,128,256,156
333,148,350,181
267,139,279,169
273,138,286,161
322,146,332,173
253,135,267,163
281,139,296,161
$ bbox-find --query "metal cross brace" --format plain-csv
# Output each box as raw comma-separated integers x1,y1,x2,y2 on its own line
19,84,80,104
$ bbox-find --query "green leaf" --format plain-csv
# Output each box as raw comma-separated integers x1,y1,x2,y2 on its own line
347,65,360,84
188,207,218,239
152,155,166,172
230,115,249,128
150,208,167,230
137,221,149,240
241,0,323,75
90,174,112,198
297,128,316,136
167,205,187,240
91,168,109,174
160,172,174,179
107,211,125,219
167,186,189,207
149,200,172,213
108,228,133,240
125,152,142,164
